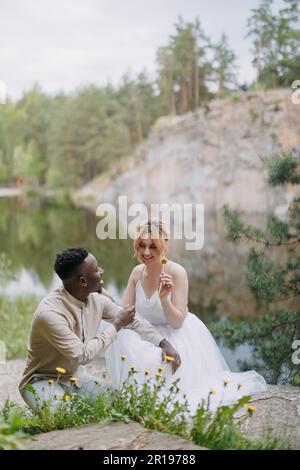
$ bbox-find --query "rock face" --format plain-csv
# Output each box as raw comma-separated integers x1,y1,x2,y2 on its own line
74,89,300,214
2,360,300,449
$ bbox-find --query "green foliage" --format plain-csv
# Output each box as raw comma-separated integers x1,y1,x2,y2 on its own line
191,394,285,449
212,33,238,95
210,311,300,385
264,152,300,186
0,403,26,449
223,148,300,386
1,371,288,449
0,9,297,189
247,0,300,87
0,295,39,359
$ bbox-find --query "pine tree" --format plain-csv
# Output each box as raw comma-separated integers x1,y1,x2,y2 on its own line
219,152,300,385
247,0,300,88
212,33,238,96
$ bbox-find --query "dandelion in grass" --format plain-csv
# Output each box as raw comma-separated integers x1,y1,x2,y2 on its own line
69,377,78,383
154,372,164,380
119,354,128,388
209,388,217,396
220,379,229,405
63,394,71,401
157,365,165,372
144,370,150,376
128,365,138,376
55,366,66,393
48,379,53,385
69,376,78,392
244,404,256,414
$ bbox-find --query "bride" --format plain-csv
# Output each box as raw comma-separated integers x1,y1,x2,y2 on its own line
105,219,267,412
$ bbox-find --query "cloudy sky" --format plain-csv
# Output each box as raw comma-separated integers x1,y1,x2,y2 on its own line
0,0,285,100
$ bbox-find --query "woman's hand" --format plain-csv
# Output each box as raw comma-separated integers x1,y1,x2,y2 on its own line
159,273,173,298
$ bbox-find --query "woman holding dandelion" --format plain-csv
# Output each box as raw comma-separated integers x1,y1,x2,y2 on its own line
105,219,267,412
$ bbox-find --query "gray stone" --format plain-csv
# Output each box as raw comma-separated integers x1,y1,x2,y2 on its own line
22,421,204,450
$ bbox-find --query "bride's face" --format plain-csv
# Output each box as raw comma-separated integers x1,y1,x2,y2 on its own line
136,234,162,265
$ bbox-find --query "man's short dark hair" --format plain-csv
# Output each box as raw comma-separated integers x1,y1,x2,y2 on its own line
54,247,89,280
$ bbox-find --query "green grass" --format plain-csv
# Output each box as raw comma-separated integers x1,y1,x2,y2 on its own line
0,295,39,359
0,371,289,450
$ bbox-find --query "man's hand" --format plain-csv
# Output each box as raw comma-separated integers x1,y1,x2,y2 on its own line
113,305,135,331
159,339,181,374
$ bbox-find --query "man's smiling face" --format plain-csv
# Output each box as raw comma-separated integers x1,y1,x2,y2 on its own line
78,253,104,294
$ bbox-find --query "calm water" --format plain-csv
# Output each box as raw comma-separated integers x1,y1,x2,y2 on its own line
0,197,296,380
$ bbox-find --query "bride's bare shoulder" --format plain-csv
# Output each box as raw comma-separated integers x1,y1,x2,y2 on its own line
130,264,144,283
167,261,187,277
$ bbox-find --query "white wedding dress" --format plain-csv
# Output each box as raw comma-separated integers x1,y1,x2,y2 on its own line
105,279,267,413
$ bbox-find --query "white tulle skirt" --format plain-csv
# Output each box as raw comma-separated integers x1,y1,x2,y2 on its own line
105,312,267,413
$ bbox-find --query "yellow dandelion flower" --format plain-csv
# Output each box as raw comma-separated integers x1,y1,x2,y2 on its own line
144,370,151,375
164,355,175,362
157,365,165,372
209,388,217,396
154,372,164,379
63,394,71,401
120,354,128,361
48,379,54,385
223,379,229,386
128,365,137,371
160,257,168,265
69,377,78,383
244,404,256,412
56,367,66,374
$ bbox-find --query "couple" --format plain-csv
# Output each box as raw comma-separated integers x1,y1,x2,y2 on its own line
19,219,267,413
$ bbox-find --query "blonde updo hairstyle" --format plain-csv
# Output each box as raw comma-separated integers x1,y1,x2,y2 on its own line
134,219,169,260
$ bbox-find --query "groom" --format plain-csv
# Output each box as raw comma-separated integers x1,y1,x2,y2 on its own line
19,247,181,411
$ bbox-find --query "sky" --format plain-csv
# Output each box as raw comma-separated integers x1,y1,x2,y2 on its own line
0,0,286,100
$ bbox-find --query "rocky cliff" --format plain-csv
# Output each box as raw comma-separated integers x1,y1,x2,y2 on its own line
74,89,300,214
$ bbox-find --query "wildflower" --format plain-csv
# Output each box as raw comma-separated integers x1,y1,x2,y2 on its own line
56,367,66,374
164,355,175,362
209,388,217,396
223,379,229,387
69,377,78,383
237,384,243,391
154,372,164,379
120,354,128,361
48,379,54,385
160,257,168,265
157,365,165,372
128,365,137,372
244,404,256,413
63,394,71,401
144,370,151,375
